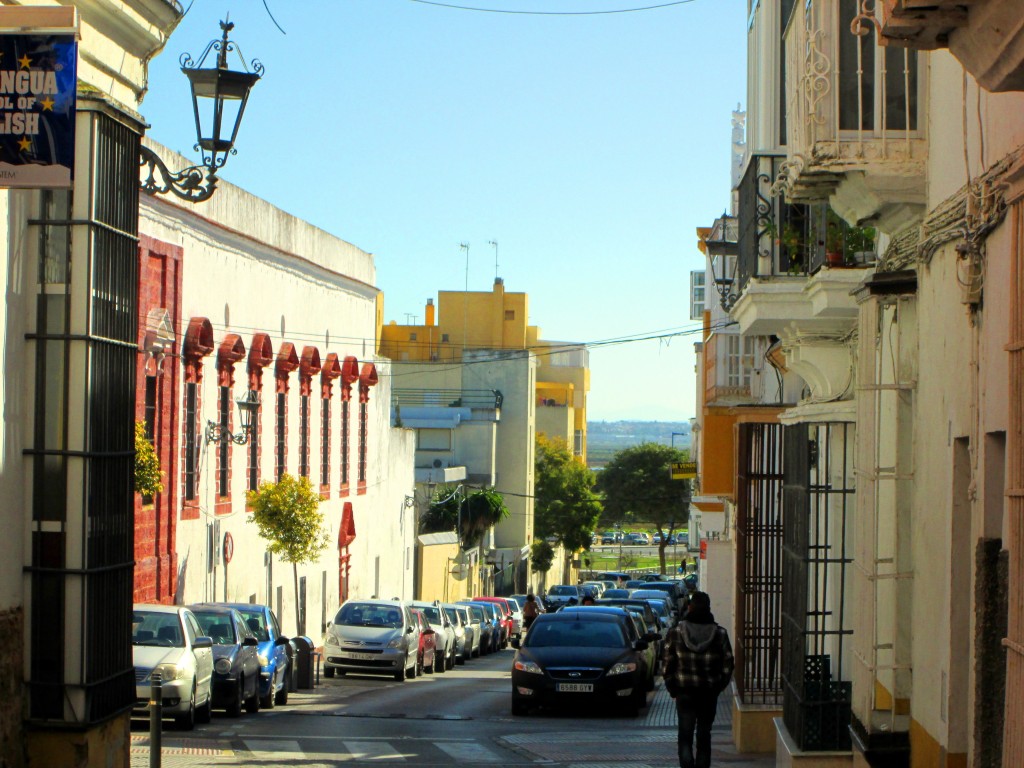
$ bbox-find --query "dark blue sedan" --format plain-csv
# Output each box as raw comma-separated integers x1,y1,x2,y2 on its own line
190,605,261,716
210,602,291,709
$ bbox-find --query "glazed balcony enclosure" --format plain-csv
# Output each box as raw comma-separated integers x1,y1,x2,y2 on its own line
776,0,927,232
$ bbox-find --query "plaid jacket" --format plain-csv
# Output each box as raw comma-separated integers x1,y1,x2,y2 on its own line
661,618,734,694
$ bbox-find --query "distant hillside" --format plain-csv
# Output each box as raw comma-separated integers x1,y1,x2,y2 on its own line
587,421,691,468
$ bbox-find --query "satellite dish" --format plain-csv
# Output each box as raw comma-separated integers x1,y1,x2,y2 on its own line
451,552,469,581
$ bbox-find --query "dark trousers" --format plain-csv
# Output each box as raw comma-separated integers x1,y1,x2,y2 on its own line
674,690,718,768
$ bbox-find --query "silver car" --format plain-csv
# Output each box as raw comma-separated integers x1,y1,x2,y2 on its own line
323,599,420,681
410,601,456,672
132,604,214,730
441,603,471,663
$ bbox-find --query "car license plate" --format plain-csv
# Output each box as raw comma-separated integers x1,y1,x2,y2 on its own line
345,652,376,660
557,682,594,693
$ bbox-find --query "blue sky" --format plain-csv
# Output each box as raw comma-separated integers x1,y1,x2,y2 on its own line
142,0,747,421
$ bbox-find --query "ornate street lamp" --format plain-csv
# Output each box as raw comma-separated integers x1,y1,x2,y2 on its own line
707,212,739,311
206,389,261,445
140,20,262,203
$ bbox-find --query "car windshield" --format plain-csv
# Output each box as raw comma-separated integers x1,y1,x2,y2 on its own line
443,607,459,624
468,606,485,621
335,602,404,628
549,586,577,596
192,612,237,645
419,606,442,624
133,611,184,648
526,620,626,648
456,608,471,623
237,609,271,641
647,601,669,617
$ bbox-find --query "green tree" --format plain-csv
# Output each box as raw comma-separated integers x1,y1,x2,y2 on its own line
596,442,690,575
247,473,330,632
134,421,163,499
535,435,603,583
420,484,509,549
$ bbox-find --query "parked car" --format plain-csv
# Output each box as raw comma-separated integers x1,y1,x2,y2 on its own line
625,580,645,589
474,601,504,651
623,533,647,546
632,581,685,613
510,608,653,716
600,532,618,545
323,599,419,681
544,584,582,611
410,608,438,675
442,603,473,663
457,602,492,655
410,601,455,671
595,571,630,585
189,605,261,717
603,588,634,599
214,602,291,708
581,581,607,598
474,596,519,642
132,604,214,730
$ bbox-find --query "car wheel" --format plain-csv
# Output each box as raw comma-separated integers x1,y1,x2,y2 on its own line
416,652,424,677
227,676,243,717
245,678,260,714
324,665,335,678
434,651,443,674
260,676,275,710
174,684,197,730
394,663,406,682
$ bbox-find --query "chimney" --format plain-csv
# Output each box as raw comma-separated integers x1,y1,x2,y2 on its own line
425,298,435,326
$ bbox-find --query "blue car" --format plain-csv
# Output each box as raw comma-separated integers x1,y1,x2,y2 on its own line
211,603,291,709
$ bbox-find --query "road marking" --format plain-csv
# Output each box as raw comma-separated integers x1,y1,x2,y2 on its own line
342,740,408,760
435,741,503,762
242,738,302,760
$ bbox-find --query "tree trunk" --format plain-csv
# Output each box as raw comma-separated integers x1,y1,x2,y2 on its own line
659,542,667,575
293,561,301,636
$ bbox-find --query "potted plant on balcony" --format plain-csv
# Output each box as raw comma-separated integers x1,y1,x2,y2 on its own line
781,223,804,275
825,213,846,267
847,224,877,266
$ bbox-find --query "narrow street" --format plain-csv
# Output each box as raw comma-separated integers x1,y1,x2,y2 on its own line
129,648,772,768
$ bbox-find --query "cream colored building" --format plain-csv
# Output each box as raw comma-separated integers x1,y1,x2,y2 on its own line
713,2,1024,766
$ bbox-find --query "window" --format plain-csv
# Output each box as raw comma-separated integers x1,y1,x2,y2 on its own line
299,394,310,477
276,392,286,481
184,382,198,500
417,429,451,451
725,335,757,388
320,397,331,486
409,332,417,341
340,399,350,490
144,376,157,441
218,386,230,497
358,401,368,486
441,333,449,343
504,310,515,321
690,271,706,320
248,401,260,491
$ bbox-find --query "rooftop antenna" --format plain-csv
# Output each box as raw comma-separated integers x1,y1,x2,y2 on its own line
488,239,499,281
460,242,470,353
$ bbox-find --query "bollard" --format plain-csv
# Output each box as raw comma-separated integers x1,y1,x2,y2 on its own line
149,670,162,768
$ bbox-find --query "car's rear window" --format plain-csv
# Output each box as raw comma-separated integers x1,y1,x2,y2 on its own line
133,611,184,648
419,606,442,623
549,586,577,596
526,620,626,648
192,612,237,644
236,609,271,641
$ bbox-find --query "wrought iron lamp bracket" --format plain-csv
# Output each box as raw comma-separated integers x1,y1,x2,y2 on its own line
205,419,250,445
140,145,218,203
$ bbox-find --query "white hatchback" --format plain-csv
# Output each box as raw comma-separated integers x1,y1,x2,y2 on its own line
132,604,214,730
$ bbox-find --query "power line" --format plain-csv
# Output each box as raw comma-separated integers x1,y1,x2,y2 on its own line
406,0,697,14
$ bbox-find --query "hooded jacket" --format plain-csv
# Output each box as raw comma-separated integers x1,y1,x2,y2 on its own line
661,608,734,695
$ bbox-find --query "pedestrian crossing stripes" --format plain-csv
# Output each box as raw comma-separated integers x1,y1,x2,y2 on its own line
434,740,504,762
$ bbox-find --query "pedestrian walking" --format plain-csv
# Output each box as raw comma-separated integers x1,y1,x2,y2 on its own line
661,591,734,768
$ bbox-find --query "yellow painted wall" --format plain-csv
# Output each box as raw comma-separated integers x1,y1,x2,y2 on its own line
27,714,131,768
909,719,967,768
701,410,739,497
418,542,474,602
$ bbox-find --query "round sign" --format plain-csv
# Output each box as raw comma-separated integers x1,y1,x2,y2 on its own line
223,532,234,565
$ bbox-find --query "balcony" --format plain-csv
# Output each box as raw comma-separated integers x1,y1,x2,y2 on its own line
391,388,502,428
879,0,1024,93
776,0,927,231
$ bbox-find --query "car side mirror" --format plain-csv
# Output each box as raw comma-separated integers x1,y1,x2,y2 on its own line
634,639,649,652
644,632,660,643
274,635,290,646
511,637,520,649
193,636,213,649
243,636,258,647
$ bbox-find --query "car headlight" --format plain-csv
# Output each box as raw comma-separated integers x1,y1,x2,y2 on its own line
258,653,270,667
386,636,404,649
325,634,339,647
607,662,637,676
214,658,232,675
153,663,186,681
513,659,543,675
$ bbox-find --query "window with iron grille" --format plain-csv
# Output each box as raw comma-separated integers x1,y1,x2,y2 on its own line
248,401,260,491
320,397,330,486
144,375,157,441
299,394,310,477
218,386,230,497
735,422,784,706
781,422,854,751
276,392,286,481
341,400,350,488
358,402,367,484
184,382,198,500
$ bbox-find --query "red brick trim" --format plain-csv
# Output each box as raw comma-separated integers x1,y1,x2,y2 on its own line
357,363,377,495
246,334,274,495
275,343,299,480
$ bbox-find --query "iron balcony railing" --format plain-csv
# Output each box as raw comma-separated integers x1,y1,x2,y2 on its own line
391,388,503,410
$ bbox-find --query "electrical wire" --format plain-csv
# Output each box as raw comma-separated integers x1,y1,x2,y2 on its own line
405,0,697,15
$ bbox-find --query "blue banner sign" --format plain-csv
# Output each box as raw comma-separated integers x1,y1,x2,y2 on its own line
0,32,76,187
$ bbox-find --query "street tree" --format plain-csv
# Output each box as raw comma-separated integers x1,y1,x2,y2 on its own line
133,421,163,499
247,473,330,632
596,442,690,575
535,435,602,583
